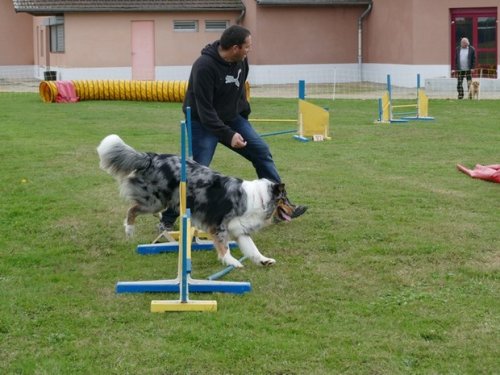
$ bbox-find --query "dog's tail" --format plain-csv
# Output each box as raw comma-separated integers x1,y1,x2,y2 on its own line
97,134,151,178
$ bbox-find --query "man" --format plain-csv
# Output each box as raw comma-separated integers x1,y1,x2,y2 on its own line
159,25,307,230
455,37,476,99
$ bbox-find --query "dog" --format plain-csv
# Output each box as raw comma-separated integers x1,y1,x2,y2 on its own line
468,80,480,100
97,134,295,268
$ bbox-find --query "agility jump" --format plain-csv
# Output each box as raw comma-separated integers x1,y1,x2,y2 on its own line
137,107,238,255
376,74,434,124
252,80,331,141
115,115,252,306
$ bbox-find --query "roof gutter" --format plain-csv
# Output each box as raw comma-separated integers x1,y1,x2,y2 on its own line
14,6,246,15
257,1,371,5
357,0,372,81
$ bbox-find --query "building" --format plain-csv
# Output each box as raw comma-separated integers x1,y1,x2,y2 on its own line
0,0,34,77
4,0,499,89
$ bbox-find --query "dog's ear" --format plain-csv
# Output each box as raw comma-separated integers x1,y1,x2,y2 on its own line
272,182,287,199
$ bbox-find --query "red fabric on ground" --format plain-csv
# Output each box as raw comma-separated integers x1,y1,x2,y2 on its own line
457,164,500,183
55,81,79,103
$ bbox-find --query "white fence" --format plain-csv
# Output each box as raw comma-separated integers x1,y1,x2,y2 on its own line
2,64,500,99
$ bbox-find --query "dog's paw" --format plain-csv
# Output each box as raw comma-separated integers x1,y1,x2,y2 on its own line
260,257,276,266
251,256,276,266
221,253,244,268
124,224,135,238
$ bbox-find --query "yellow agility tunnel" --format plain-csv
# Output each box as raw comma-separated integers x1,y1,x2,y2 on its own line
39,80,188,103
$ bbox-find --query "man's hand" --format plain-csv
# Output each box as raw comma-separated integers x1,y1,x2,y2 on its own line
231,133,247,148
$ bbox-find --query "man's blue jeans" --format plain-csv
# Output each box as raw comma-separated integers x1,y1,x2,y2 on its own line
191,115,281,182
161,115,281,225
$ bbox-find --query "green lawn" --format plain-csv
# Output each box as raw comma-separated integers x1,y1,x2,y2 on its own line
0,93,498,374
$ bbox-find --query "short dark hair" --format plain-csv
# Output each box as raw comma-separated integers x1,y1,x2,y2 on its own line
220,25,251,50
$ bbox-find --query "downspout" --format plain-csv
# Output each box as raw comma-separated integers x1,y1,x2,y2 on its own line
358,1,373,81
236,5,246,24
46,18,52,75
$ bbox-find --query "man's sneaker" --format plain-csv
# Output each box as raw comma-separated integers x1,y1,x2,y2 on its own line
291,205,308,219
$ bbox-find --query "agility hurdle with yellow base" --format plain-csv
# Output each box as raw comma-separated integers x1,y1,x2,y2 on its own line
151,210,217,312
376,74,434,124
150,209,218,312
252,80,331,142
115,117,251,301
134,107,238,256
119,120,214,312
296,98,331,141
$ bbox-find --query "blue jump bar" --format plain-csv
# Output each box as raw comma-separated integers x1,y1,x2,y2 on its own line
116,278,252,294
137,241,238,254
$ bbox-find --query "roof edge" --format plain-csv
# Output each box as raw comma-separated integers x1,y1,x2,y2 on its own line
15,8,244,16
256,0,372,5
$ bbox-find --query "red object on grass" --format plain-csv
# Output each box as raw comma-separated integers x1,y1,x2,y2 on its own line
457,164,500,183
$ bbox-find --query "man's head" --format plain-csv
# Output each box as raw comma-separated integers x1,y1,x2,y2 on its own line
461,37,470,48
219,25,252,62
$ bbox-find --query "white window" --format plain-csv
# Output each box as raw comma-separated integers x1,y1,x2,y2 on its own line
48,16,64,52
173,20,198,32
205,20,229,32
50,24,64,52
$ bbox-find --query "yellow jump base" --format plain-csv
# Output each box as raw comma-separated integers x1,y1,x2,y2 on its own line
151,299,217,313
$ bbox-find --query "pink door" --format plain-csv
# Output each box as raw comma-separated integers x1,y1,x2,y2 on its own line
131,21,155,80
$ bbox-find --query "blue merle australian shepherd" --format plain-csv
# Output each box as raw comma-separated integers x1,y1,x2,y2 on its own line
97,134,294,268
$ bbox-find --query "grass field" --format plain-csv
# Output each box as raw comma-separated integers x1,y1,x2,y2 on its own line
0,93,498,374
